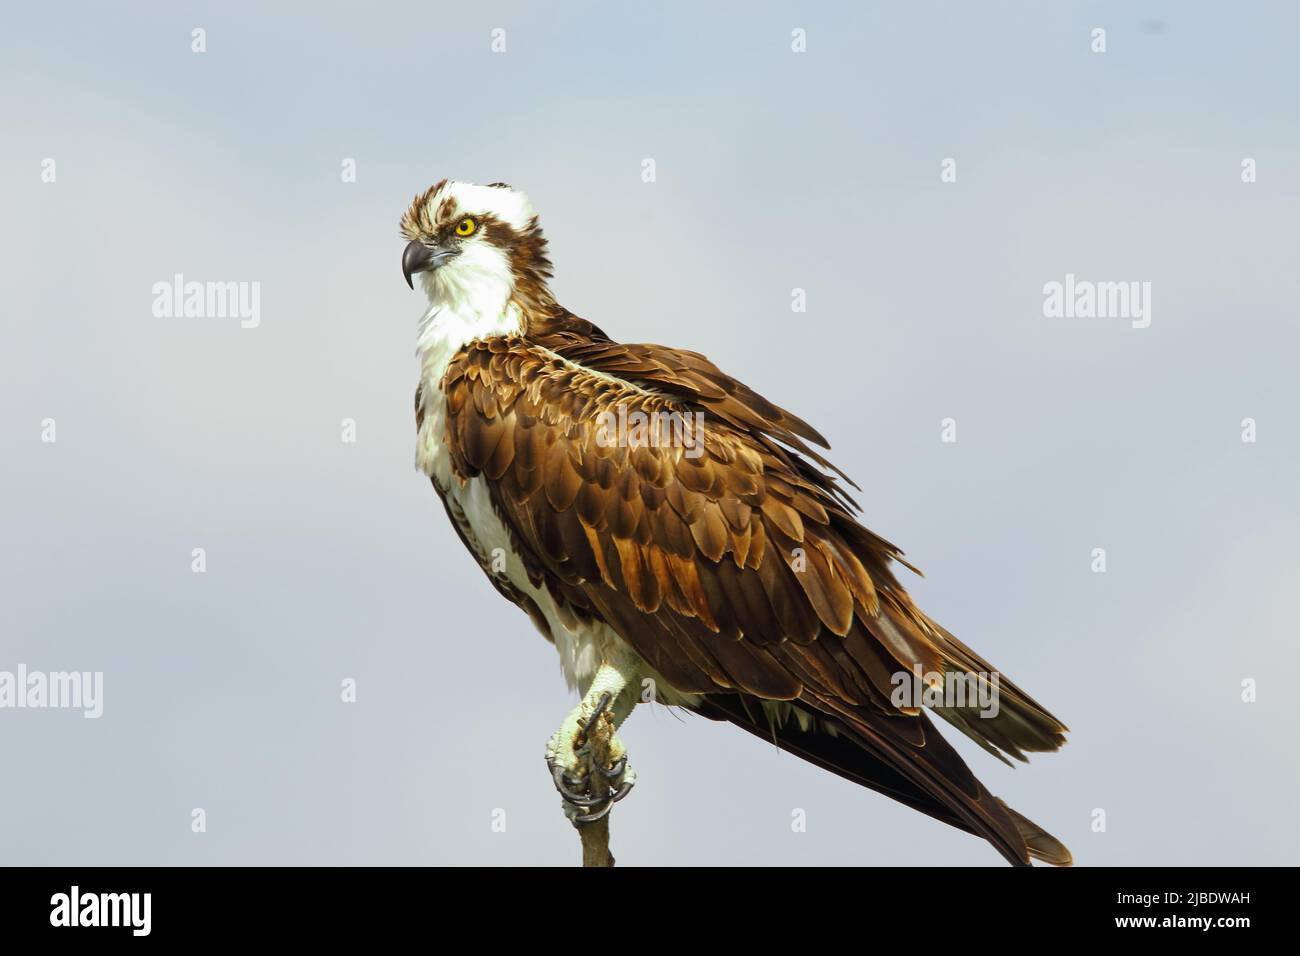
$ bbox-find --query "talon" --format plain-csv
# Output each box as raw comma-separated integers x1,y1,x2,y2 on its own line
549,762,605,806
609,778,635,803
546,694,637,832
576,691,612,746
572,799,615,825
597,755,626,780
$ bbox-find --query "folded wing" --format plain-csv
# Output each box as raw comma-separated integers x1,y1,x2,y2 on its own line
440,318,1069,863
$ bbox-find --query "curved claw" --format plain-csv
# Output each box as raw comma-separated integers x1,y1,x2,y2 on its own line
575,692,612,747
549,763,605,806
597,755,626,780
548,692,635,827
559,767,584,786
572,798,615,825
569,770,635,825
609,777,635,804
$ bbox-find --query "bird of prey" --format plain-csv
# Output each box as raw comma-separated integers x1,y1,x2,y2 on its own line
400,180,1071,866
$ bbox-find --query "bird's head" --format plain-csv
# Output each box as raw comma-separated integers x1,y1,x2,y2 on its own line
400,180,555,318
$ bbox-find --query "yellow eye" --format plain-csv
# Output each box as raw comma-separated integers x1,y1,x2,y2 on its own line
454,217,477,237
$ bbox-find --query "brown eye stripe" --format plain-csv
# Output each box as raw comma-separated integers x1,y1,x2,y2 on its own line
398,187,556,318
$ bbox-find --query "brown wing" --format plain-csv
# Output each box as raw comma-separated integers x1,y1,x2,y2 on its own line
441,329,1069,864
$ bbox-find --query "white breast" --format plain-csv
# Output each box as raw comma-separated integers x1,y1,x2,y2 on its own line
415,303,631,691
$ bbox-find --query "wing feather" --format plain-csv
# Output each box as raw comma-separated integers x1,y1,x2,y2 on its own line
435,322,1068,863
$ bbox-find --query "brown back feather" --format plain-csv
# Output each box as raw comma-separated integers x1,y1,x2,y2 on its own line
436,322,1069,863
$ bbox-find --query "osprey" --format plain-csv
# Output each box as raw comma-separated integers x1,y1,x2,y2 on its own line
400,180,1071,866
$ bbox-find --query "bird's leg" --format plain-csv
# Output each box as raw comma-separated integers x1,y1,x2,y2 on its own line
545,659,638,827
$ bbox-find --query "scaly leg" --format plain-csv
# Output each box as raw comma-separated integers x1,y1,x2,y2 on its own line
545,660,638,824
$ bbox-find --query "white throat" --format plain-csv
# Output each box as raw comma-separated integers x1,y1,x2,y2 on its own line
415,263,522,380
414,264,522,489
415,298,521,374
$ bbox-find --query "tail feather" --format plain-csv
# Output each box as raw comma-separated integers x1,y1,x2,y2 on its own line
692,691,1071,866
1001,801,1073,866
910,612,1069,762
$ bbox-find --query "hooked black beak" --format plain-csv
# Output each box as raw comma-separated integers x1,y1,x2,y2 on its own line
402,239,458,289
